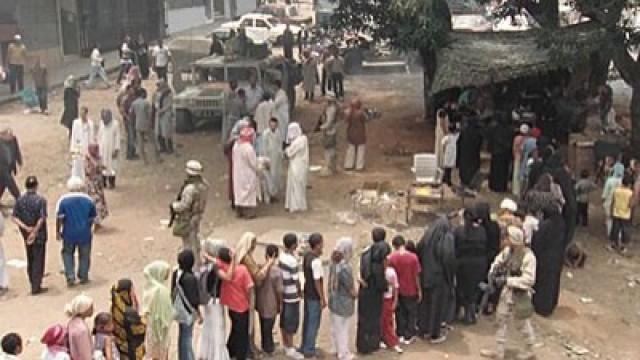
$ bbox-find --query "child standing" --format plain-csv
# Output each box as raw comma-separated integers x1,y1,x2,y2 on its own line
380,257,403,353
256,245,283,356
441,123,459,187
388,236,421,345
609,175,635,253
40,325,71,360
93,313,120,360
279,234,304,360
575,170,598,226
1,333,22,359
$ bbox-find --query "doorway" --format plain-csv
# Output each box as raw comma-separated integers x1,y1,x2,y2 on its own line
58,0,80,55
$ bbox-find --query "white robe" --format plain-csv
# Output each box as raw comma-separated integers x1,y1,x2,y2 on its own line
0,215,7,288
244,84,264,115
285,135,309,212
69,118,94,154
69,118,95,179
260,128,284,198
99,120,121,176
254,100,274,134
198,300,230,360
273,89,290,139
232,141,258,207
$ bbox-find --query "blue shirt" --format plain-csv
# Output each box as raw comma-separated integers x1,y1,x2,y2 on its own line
56,192,97,245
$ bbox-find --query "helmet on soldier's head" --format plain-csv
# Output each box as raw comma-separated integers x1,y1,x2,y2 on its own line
186,160,203,176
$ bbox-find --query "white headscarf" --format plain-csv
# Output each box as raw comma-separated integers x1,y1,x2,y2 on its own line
287,122,302,143
235,232,257,264
64,294,94,317
67,176,85,192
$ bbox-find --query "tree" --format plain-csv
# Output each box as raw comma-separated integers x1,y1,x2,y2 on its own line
569,1,640,156
332,0,452,119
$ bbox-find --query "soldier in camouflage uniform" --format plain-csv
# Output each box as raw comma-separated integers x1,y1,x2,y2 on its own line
171,160,209,269
481,226,537,360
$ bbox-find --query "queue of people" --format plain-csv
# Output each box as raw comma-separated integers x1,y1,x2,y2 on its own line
0,191,556,360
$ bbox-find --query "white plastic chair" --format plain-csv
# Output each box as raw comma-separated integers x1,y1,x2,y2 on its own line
411,153,443,185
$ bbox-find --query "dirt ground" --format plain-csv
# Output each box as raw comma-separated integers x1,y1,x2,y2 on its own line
0,72,639,360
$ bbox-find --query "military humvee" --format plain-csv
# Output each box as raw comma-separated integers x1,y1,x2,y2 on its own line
173,54,300,133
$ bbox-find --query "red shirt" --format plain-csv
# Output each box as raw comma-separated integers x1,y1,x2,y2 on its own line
388,250,421,297
218,261,254,313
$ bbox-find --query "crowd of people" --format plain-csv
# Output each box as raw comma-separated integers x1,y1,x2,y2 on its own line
2,16,640,360
0,184,586,360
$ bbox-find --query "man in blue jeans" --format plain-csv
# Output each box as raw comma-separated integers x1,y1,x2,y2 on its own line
299,233,325,357
56,177,97,287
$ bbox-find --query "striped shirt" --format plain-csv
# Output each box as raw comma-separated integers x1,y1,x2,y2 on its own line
279,251,300,303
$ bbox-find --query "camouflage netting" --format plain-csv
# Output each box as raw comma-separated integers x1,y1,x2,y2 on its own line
431,23,604,94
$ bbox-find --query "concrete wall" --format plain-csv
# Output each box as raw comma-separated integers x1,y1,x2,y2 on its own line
15,0,63,66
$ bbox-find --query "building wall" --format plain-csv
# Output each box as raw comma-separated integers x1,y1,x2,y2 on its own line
15,0,63,66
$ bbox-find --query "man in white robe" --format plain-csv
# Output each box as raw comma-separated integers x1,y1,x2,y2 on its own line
254,93,274,134
69,106,95,178
284,122,309,212
244,73,264,115
98,109,121,188
273,80,290,140
260,117,284,203
232,127,259,219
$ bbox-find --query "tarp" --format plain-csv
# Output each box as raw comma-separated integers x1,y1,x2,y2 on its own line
431,23,604,94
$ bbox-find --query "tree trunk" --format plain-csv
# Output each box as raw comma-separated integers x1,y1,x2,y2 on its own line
423,69,434,122
610,37,640,157
631,87,640,158
420,48,437,123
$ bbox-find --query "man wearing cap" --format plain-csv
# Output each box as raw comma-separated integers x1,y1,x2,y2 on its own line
480,226,537,360
171,161,209,268
56,177,97,287
12,176,48,294
7,34,27,94
318,94,340,176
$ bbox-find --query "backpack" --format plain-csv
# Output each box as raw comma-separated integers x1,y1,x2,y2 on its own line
173,271,196,325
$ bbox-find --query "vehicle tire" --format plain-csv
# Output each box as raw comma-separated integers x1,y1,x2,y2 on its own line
175,109,195,133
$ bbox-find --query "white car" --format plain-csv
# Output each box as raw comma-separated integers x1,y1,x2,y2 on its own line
220,13,302,45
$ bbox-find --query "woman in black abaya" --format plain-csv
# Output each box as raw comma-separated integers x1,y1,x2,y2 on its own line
457,117,484,189
531,204,566,316
454,208,487,324
474,202,501,313
546,152,577,249
487,114,514,192
356,228,391,354
417,217,456,341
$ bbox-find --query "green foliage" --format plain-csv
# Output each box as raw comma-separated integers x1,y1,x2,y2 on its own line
537,26,609,66
332,0,452,52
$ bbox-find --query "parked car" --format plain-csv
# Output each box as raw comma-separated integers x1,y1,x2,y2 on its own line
255,4,313,26
220,13,302,44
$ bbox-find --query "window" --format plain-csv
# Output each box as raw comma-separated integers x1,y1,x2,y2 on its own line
256,19,270,28
241,19,253,27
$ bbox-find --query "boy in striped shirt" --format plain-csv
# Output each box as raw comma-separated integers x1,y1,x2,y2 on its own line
279,233,304,359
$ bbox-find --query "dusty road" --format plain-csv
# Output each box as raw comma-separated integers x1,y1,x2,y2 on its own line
0,73,638,360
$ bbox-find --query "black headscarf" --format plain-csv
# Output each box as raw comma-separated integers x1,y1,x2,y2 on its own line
475,202,501,263
178,249,195,273
418,217,453,287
